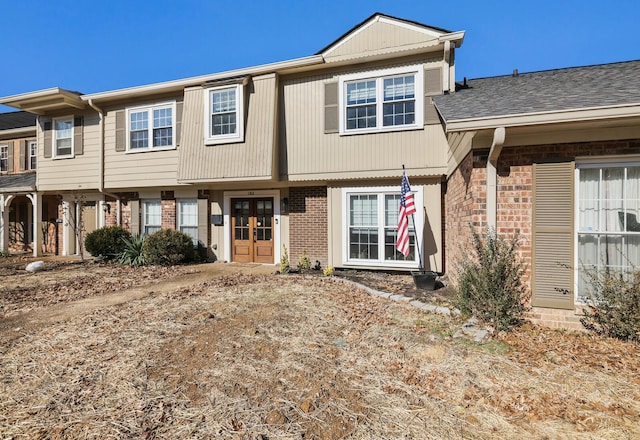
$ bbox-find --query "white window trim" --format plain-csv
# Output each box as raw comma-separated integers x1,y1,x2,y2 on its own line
126,101,176,153
28,140,37,170
574,158,640,304
142,200,162,236
204,84,245,145
0,144,8,172
52,115,74,159
341,186,423,268
177,199,198,245
339,65,424,136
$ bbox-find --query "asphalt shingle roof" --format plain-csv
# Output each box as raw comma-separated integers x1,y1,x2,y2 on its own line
0,172,36,193
0,111,37,131
434,60,640,122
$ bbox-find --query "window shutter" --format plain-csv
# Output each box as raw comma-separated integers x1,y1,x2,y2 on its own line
115,110,126,152
129,200,140,235
324,81,339,134
532,161,575,309
43,121,52,158
424,97,441,125
197,198,208,247
424,68,442,96
19,140,27,171
6,141,14,172
74,117,84,155
175,101,183,146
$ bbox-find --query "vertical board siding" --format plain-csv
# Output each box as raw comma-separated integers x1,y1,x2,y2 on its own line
532,161,575,309
177,74,277,182
36,113,100,190
280,63,448,181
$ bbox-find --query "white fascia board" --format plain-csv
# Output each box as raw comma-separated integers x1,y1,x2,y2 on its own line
444,103,640,132
81,55,324,102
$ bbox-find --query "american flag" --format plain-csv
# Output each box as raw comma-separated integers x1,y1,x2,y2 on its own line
396,170,416,257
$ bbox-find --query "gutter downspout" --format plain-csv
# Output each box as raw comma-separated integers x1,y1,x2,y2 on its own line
88,99,121,226
487,127,506,230
443,40,452,93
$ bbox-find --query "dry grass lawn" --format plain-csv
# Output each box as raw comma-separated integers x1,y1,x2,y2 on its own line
1,257,639,439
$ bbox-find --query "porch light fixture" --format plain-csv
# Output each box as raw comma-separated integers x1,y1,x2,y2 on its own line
103,202,111,214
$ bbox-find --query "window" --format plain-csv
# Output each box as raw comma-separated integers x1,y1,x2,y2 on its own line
343,187,422,267
143,200,162,236
204,84,244,144
577,163,640,297
0,144,7,172
127,102,175,151
340,66,423,134
178,199,198,245
29,141,37,170
53,117,73,157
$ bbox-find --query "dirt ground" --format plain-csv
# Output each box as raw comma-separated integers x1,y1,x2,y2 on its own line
1,256,639,439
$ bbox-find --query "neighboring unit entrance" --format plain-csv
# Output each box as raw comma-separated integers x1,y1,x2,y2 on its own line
231,198,274,263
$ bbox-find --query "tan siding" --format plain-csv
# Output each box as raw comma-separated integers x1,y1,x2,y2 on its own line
280,63,448,181
177,74,277,182
325,20,439,61
103,104,181,189
36,113,101,191
532,161,575,309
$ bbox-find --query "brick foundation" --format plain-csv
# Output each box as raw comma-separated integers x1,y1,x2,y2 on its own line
289,186,328,269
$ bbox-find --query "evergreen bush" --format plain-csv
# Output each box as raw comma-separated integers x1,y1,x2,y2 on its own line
84,226,132,260
142,229,195,266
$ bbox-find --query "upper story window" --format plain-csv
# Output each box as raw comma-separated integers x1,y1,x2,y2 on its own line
340,66,423,135
29,140,37,170
0,144,8,172
127,102,175,151
204,84,244,144
53,117,74,158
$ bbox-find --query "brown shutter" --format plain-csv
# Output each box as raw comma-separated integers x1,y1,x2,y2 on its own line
129,200,140,235
6,141,14,172
19,140,27,171
115,110,126,152
175,101,183,146
74,117,84,155
424,97,441,125
324,81,339,134
197,198,208,247
43,121,52,158
424,68,442,96
532,161,575,309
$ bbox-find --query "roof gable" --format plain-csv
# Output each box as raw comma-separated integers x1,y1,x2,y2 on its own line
320,13,461,63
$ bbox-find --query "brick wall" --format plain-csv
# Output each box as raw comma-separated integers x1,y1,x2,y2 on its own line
289,186,328,269
161,200,176,230
445,138,640,328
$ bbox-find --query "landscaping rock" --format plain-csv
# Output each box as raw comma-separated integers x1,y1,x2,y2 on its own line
25,261,45,273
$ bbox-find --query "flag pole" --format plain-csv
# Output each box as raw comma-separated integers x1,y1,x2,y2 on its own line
402,165,423,270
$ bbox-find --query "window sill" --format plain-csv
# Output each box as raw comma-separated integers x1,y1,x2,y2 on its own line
205,136,244,146
339,124,423,136
343,259,419,269
52,155,75,160
125,146,177,154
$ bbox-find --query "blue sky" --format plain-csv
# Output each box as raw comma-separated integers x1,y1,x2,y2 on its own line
1,0,639,113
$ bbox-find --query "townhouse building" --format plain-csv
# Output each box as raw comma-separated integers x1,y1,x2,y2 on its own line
2,13,640,328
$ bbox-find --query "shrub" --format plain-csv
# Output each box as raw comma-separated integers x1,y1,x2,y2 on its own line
580,266,640,343
455,228,528,332
280,244,290,274
298,250,312,272
117,234,145,267
84,226,132,260
323,265,335,277
142,229,195,266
